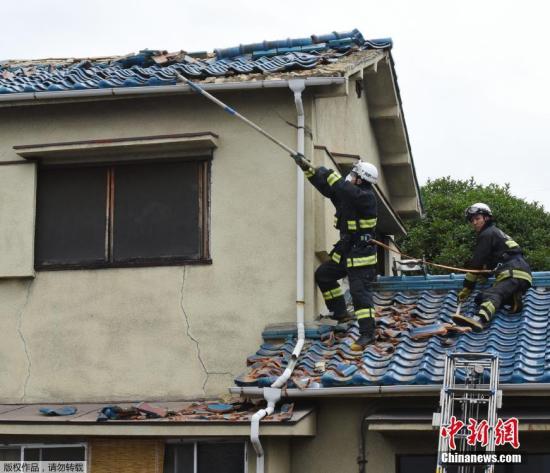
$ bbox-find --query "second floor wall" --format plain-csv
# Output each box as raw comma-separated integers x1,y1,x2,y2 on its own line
0,83,409,402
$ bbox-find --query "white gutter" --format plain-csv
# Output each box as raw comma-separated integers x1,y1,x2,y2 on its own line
232,383,550,398
249,79,307,473
0,77,345,107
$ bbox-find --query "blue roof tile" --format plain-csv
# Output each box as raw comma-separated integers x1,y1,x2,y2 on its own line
235,272,550,388
0,30,392,96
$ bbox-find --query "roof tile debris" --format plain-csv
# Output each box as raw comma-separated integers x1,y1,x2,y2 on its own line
0,400,298,424
97,399,294,422
0,29,391,94
235,273,550,388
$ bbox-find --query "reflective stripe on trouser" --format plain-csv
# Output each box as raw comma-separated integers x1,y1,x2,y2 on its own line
478,301,495,322
477,277,530,321
322,287,344,301
348,265,376,326
315,261,347,314
315,260,376,316
355,307,375,320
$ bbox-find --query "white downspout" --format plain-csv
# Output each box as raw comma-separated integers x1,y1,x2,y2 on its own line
249,79,307,473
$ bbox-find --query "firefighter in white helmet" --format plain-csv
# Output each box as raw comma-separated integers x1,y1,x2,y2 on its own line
294,155,379,350
453,203,532,331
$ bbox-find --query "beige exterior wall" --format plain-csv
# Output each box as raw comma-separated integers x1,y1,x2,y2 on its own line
0,90,321,402
0,85,398,404
0,163,36,277
292,399,396,473
313,89,389,196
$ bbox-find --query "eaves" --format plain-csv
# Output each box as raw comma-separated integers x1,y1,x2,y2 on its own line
0,76,346,108
231,383,550,399
0,50,386,108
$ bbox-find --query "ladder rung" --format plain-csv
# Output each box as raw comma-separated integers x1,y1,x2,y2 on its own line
446,387,495,394
451,397,489,403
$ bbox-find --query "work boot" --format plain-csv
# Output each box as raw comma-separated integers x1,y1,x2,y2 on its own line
350,317,375,351
509,292,524,314
452,312,489,333
332,310,356,323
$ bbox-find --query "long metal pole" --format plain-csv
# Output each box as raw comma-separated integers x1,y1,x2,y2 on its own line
175,72,304,159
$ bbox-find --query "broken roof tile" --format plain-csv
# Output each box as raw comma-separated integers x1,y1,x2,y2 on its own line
0,30,391,95
235,272,550,388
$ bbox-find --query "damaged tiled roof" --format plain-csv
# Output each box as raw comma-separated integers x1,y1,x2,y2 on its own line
0,400,303,424
235,272,550,388
0,29,391,94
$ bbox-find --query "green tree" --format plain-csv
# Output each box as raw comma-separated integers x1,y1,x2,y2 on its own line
397,177,550,272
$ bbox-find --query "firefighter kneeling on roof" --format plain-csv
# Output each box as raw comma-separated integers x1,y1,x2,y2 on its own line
293,154,378,350
452,203,532,332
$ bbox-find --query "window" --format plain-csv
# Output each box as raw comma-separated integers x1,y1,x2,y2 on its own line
164,441,246,473
0,444,86,462
35,159,210,269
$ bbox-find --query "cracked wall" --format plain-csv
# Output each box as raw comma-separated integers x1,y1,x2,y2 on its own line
0,90,320,402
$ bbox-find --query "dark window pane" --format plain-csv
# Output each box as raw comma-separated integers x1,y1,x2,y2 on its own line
113,161,201,261
41,447,85,461
163,444,175,473
0,448,20,461
24,448,40,461
198,442,244,473
164,444,194,473
36,167,107,265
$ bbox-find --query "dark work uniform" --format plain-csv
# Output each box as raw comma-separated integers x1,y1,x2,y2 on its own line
463,221,532,322
304,166,378,326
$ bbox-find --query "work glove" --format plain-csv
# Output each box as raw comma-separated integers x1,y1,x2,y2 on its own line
457,287,472,303
477,275,488,285
292,153,314,172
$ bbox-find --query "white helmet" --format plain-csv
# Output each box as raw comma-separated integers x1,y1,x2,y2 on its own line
350,161,378,184
465,202,492,221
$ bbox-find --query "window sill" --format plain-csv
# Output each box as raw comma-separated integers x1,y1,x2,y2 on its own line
35,258,212,271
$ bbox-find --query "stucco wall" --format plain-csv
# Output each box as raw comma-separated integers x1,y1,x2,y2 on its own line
0,90,321,402
313,88,389,196
0,85,399,403
0,163,36,277
291,399,395,473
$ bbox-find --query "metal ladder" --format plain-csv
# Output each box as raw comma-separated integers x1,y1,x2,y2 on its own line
434,352,502,473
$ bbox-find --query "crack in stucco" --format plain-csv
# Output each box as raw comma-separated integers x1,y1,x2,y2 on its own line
16,279,34,401
179,266,233,394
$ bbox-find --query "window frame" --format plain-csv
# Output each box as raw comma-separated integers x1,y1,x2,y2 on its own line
164,439,248,473
35,157,211,271
0,442,87,462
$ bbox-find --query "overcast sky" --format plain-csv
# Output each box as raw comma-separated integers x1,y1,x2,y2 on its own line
2,0,549,211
